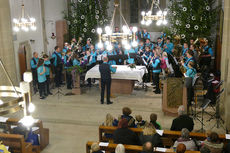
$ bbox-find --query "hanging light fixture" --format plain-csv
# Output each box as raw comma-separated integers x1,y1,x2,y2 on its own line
141,0,167,26
12,1,37,32
96,1,138,50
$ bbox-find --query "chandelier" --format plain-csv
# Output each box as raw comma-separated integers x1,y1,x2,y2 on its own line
12,3,37,32
141,0,167,26
97,1,138,50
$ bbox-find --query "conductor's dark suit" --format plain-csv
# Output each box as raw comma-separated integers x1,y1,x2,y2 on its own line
99,62,116,104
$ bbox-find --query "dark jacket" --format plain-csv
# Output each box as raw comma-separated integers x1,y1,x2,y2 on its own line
139,133,163,147
170,115,194,132
92,151,104,153
113,128,139,145
99,63,111,81
121,115,135,127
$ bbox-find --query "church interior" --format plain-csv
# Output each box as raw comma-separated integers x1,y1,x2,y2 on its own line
0,0,230,153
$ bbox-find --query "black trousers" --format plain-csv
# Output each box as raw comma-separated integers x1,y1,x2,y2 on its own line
101,79,111,103
153,72,160,92
38,82,46,97
46,75,51,93
31,69,38,92
54,65,63,87
66,71,72,89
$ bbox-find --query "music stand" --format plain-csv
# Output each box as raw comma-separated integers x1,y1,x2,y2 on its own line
197,98,212,132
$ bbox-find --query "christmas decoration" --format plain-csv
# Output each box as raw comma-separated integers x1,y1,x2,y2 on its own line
64,0,109,43
164,0,218,43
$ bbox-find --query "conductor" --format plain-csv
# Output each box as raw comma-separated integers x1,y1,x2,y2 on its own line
99,57,116,105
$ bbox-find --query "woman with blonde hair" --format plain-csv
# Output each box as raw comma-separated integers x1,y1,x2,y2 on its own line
139,122,162,147
102,113,118,138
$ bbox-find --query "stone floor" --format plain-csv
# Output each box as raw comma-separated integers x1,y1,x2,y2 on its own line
6,84,226,153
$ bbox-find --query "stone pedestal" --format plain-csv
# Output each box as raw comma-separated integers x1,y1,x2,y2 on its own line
162,78,187,116
72,73,81,95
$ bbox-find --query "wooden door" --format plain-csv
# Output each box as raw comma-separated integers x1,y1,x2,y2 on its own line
18,45,27,81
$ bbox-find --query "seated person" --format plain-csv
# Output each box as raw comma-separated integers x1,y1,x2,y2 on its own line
139,122,162,147
90,143,103,153
150,113,162,130
141,142,153,153
113,119,139,145
102,113,118,138
135,115,146,128
176,143,186,153
115,144,125,153
200,146,211,153
170,105,194,132
226,142,230,153
119,107,135,127
203,132,224,153
173,128,198,151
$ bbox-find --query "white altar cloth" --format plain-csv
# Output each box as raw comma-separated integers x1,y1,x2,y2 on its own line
85,65,147,82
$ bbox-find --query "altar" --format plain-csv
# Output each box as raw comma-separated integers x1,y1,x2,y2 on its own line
85,65,147,94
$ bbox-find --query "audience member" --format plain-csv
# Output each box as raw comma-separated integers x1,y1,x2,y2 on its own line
103,113,118,126
115,144,125,153
141,142,153,153
119,107,135,127
225,141,230,153
113,119,139,145
135,115,146,128
150,113,162,130
203,132,224,153
139,122,162,147
170,105,194,132
173,128,197,151
200,146,211,153
176,143,186,153
90,143,103,153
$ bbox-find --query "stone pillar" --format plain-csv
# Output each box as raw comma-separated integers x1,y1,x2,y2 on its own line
0,0,18,85
220,0,230,130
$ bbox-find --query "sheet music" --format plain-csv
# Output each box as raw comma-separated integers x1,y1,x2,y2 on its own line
155,147,167,152
156,130,164,136
0,117,8,122
226,134,230,140
99,142,109,147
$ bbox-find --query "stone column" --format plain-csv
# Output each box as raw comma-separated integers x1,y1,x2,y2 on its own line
0,0,18,85
220,0,230,130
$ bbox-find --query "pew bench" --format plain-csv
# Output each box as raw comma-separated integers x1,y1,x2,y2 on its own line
86,141,201,153
0,118,49,152
0,133,34,153
99,126,227,147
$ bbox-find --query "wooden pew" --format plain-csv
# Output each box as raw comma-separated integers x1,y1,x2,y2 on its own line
99,126,227,147
86,141,200,153
0,133,34,153
0,118,49,152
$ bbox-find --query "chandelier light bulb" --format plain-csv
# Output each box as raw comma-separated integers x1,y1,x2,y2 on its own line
21,18,27,23
141,11,145,16
122,39,128,45
13,26,20,32
105,26,112,35
125,44,131,50
31,26,37,31
97,28,102,34
132,27,137,33
107,44,113,51
147,11,152,15
13,18,19,23
97,42,103,49
105,41,109,46
163,20,168,25
163,11,167,16
157,10,163,16
141,20,146,25
132,41,138,47
30,18,36,22
28,103,35,113
19,115,35,127
156,20,162,26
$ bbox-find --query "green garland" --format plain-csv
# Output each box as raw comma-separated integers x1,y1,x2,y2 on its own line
164,0,219,43
64,0,110,44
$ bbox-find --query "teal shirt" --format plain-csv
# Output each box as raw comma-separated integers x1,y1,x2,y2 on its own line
185,68,197,79
30,57,39,69
125,48,136,64
164,42,174,54
44,60,51,75
73,59,80,66
104,62,116,73
37,66,47,83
